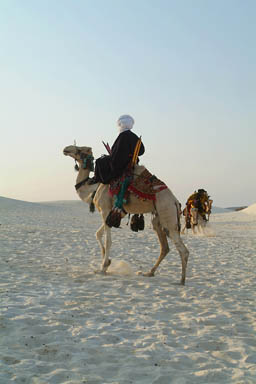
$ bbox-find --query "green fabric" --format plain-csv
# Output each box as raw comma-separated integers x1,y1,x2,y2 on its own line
83,155,94,171
114,177,130,210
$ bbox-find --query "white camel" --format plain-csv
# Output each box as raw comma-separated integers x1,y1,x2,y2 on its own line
63,145,189,285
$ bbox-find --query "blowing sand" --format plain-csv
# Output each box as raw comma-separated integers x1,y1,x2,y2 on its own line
0,198,256,383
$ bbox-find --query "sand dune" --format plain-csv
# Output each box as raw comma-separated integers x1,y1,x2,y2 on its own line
242,202,256,215
0,197,256,383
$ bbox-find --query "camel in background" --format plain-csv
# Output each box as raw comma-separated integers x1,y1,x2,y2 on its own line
63,145,189,285
181,196,213,235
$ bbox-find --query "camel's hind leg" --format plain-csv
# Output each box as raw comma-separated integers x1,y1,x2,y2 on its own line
142,214,170,277
168,230,189,285
155,189,189,284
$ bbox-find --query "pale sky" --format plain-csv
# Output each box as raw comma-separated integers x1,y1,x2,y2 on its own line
0,0,255,207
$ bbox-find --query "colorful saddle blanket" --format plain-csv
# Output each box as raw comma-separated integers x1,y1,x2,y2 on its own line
109,168,167,202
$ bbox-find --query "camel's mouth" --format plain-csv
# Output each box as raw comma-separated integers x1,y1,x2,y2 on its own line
63,147,74,156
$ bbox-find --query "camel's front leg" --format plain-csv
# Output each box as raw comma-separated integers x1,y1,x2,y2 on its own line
197,223,203,234
199,216,207,234
96,223,105,260
95,223,111,273
101,224,112,273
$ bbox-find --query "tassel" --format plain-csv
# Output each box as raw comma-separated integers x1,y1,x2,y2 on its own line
89,202,95,213
130,214,139,232
130,214,145,232
138,214,145,230
89,190,96,213
106,209,122,228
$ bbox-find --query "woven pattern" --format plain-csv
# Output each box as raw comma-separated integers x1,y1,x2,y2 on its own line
128,169,167,201
109,168,167,202
108,170,132,198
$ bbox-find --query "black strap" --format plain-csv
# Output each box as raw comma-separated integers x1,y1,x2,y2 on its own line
75,177,89,191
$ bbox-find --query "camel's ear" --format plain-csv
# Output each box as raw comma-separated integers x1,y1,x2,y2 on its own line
86,147,93,156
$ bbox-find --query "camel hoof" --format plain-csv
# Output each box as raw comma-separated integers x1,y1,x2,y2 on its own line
94,260,111,274
94,269,106,275
95,259,111,274
136,271,155,277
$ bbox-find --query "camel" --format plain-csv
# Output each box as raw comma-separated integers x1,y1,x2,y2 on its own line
63,145,189,285
181,199,213,235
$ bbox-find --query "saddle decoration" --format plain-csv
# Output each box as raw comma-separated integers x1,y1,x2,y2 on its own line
113,176,131,210
106,172,132,228
106,169,167,229
106,136,167,228
127,169,167,201
83,155,94,171
108,168,167,203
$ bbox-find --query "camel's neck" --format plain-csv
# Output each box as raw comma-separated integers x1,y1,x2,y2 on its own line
75,166,98,203
76,166,90,185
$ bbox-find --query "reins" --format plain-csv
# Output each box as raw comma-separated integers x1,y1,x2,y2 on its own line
75,177,90,191
74,151,95,191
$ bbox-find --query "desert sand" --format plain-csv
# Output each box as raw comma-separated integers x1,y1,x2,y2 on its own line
0,197,256,383
242,203,256,216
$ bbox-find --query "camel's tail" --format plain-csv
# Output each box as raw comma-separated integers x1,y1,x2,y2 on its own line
175,201,181,233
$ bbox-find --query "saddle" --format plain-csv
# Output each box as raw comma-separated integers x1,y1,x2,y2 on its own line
109,167,167,201
106,167,167,228
128,168,167,200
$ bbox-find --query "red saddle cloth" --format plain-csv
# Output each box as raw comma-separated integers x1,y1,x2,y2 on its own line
109,168,167,201
108,170,132,198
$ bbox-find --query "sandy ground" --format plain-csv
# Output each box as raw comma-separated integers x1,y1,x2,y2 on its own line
0,198,256,383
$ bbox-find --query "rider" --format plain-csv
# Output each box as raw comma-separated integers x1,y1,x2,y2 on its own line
88,115,145,185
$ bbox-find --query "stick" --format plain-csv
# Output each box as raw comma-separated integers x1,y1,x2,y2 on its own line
102,141,111,154
131,136,142,167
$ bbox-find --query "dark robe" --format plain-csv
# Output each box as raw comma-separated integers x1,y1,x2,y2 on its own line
95,130,145,184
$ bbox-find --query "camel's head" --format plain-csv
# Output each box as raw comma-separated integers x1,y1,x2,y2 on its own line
63,145,94,171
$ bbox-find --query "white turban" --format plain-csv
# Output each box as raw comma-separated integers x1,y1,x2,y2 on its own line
117,115,135,133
